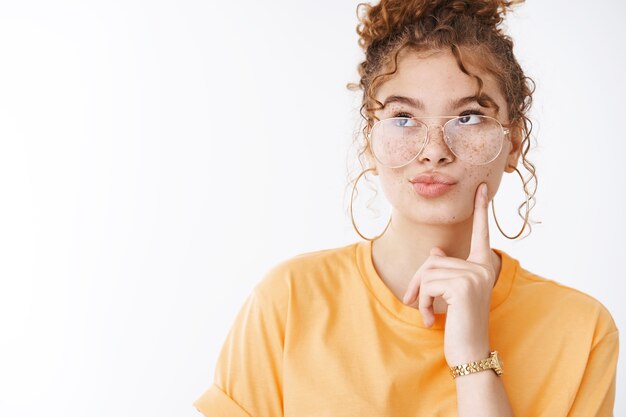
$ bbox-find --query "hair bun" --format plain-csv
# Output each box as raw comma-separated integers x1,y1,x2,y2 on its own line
356,0,523,51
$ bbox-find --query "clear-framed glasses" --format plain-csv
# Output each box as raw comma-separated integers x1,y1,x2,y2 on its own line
367,115,510,168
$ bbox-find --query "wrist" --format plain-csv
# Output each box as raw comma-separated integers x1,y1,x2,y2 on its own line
449,350,504,379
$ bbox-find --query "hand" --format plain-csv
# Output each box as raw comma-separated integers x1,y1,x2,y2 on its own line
402,183,496,366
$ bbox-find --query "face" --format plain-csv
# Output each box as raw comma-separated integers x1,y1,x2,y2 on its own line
367,48,521,225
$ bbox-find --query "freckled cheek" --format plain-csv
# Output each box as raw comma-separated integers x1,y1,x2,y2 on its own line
460,165,503,196
376,171,412,202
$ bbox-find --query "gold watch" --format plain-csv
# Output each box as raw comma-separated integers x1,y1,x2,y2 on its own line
449,351,503,379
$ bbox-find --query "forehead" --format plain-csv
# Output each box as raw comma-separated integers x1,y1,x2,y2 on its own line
374,49,508,118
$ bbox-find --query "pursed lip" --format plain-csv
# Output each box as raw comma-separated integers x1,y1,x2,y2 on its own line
409,172,458,185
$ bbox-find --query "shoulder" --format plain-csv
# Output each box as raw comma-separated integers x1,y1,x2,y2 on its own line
510,258,618,339
251,241,360,307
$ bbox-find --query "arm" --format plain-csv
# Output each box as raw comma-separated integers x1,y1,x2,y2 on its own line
567,329,619,417
194,281,287,417
454,367,514,417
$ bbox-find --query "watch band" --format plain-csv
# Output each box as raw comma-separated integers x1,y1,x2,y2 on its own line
449,350,503,379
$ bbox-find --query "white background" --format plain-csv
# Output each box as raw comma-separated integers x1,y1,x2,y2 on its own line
0,0,624,415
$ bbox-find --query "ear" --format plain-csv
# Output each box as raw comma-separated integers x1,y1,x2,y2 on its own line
504,121,523,173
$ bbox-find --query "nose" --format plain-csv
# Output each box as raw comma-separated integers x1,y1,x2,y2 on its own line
417,124,455,165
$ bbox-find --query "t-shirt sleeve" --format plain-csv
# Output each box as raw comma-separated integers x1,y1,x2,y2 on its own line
567,307,619,417
193,278,287,417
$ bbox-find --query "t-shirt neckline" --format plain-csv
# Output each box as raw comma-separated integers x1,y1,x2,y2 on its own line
354,239,518,329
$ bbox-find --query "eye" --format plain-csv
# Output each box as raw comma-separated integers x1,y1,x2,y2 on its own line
390,112,417,127
392,117,418,128
457,112,484,126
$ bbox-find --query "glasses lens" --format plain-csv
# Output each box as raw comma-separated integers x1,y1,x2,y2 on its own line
444,115,504,165
370,118,427,168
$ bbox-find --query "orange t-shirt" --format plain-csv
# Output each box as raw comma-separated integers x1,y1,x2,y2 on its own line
194,240,619,416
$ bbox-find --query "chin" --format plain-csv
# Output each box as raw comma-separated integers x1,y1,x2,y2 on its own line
401,203,474,226
418,213,472,225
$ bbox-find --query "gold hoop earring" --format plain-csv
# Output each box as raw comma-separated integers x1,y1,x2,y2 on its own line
350,167,391,241
491,167,530,240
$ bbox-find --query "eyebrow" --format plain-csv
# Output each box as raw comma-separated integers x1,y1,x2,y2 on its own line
382,94,500,114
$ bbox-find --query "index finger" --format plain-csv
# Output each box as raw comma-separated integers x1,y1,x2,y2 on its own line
468,182,491,265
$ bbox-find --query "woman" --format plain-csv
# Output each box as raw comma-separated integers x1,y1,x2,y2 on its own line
194,0,618,415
